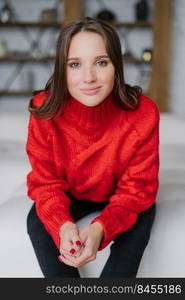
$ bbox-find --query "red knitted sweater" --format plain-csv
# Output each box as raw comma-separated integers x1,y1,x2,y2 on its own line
26,91,160,251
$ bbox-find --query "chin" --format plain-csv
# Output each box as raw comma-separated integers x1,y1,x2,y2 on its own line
79,94,107,107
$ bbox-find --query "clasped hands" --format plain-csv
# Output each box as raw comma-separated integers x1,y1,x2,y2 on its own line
58,221,103,268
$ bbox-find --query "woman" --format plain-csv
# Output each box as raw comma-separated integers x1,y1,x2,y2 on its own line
26,16,159,278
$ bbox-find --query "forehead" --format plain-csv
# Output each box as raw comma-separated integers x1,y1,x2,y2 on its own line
68,31,107,56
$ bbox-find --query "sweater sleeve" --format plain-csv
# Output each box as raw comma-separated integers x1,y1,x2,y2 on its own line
91,107,160,251
26,111,74,250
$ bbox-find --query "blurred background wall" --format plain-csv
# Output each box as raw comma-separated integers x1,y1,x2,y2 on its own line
170,0,185,115
0,0,183,116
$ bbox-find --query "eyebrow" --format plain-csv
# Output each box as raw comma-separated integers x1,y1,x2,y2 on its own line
67,55,109,61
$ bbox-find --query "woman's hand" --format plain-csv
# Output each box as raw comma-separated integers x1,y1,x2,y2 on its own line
58,221,84,261
59,222,103,268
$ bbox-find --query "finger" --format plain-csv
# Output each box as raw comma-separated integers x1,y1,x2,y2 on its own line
65,246,94,267
60,245,78,257
74,237,98,267
71,233,83,246
58,255,76,268
73,244,85,258
61,234,83,256
66,238,84,256
61,244,85,259
71,235,84,252
60,253,85,268
59,253,82,268
60,239,73,255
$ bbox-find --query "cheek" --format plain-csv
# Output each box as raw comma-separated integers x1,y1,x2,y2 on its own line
67,70,80,87
101,74,114,86
99,68,115,85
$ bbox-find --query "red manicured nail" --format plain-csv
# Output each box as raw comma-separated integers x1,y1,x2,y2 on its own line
76,240,81,246
70,248,75,254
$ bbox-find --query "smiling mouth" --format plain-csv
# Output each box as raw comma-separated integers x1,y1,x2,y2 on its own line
80,86,102,95
80,86,101,92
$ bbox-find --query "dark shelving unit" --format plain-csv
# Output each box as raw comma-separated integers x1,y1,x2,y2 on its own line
0,90,33,97
0,20,152,28
0,21,63,28
0,56,55,62
0,19,152,97
0,54,146,64
0,0,172,111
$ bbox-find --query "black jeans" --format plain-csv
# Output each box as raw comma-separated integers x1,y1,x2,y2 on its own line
27,193,156,278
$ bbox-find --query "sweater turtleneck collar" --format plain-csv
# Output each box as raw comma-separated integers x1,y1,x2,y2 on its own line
63,93,122,129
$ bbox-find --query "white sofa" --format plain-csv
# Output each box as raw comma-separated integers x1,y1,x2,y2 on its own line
0,113,185,277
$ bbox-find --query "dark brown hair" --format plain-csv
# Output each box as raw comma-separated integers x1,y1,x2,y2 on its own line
28,16,142,120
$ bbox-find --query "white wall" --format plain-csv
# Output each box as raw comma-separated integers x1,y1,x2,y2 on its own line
170,0,185,116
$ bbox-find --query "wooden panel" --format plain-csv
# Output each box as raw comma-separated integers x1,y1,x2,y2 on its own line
147,0,172,112
64,0,82,25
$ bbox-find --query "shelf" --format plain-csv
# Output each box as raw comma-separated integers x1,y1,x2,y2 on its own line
0,21,63,28
0,56,55,62
0,20,152,28
0,0,171,111
0,90,33,97
112,21,153,28
123,55,150,64
0,55,148,64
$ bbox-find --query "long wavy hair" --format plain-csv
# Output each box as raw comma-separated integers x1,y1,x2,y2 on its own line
28,16,142,120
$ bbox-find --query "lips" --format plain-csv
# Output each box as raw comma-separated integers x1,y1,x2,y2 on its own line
80,86,101,92
80,86,101,95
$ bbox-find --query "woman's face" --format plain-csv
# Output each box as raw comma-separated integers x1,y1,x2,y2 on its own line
66,31,115,107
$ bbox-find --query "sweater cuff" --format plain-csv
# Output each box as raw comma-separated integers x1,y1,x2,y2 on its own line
90,206,138,251
35,202,75,250
46,216,75,250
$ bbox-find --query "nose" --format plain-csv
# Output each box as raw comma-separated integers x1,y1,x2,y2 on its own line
83,66,96,83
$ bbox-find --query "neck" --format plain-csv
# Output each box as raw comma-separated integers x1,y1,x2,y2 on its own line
62,93,122,129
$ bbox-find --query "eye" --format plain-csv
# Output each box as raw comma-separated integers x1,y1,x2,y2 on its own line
96,60,108,67
68,62,80,68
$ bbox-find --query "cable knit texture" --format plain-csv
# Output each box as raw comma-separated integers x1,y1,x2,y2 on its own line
26,91,160,251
